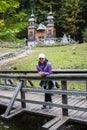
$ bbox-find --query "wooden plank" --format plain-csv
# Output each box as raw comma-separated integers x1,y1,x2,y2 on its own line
20,80,26,108
82,112,87,120
1,89,87,123
49,116,69,130
86,81,87,100
61,80,68,116
23,88,87,97
4,81,22,117
1,108,24,119
53,95,62,103
73,99,86,118
66,96,78,115
0,73,87,81
69,98,86,117
74,111,85,119
0,69,87,74
50,96,62,115
42,117,61,130
0,101,18,109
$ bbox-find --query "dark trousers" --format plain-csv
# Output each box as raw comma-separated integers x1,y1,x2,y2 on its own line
45,93,52,102
42,81,53,104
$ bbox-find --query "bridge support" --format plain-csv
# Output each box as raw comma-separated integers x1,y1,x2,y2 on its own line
3,80,23,118
86,81,87,100
42,116,69,130
20,80,26,108
61,80,68,116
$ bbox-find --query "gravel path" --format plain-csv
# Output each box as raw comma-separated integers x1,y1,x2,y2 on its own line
0,48,33,70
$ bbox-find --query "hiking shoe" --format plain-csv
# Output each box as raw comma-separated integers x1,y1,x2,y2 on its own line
41,105,46,109
49,106,52,109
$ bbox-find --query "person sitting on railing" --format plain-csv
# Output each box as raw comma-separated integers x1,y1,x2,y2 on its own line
36,53,54,109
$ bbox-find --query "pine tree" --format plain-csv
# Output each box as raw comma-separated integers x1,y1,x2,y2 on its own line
57,0,85,40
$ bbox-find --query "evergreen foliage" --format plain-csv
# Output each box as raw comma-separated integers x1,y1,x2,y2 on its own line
0,0,87,42
83,28,87,42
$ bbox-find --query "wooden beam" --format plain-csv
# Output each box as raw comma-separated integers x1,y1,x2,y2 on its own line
61,81,68,116
0,69,87,74
3,81,22,117
22,88,87,96
20,80,26,108
42,117,61,130
0,73,87,81
1,108,24,119
86,81,87,100
49,116,69,130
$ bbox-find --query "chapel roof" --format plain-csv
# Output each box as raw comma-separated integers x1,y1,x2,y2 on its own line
37,23,46,30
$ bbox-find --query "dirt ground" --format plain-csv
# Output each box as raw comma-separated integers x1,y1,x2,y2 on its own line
0,49,33,70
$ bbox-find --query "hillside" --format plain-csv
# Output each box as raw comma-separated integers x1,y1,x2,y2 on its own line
3,43,87,70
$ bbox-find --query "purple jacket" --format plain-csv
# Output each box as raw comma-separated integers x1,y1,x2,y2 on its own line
36,60,52,76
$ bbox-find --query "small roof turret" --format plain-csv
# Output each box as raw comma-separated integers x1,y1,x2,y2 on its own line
31,10,34,17
28,10,36,22
47,15,54,20
28,10,36,27
47,6,54,26
47,6,54,20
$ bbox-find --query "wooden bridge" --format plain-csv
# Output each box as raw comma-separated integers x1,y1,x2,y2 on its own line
0,70,87,130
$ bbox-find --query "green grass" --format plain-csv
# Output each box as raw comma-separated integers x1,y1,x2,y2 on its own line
0,47,14,53
2,43,87,90
6,43,87,70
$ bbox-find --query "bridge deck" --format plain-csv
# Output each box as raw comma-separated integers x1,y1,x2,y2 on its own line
0,89,87,123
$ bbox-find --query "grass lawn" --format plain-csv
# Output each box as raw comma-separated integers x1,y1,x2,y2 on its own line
6,43,87,70
0,47,14,53
2,43,87,90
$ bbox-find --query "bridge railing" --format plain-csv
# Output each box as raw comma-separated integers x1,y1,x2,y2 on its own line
0,69,87,89
0,69,87,74
0,70,87,118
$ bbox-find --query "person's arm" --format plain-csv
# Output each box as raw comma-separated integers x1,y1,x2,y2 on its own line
36,63,52,77
38,63,52,77
42,63,52,76
36,64,41,72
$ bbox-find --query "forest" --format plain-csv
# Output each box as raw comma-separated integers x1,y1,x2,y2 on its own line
0,0,87,43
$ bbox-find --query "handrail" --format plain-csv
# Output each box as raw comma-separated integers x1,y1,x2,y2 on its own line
0,73,87,80
1,87,87,96
0,69,87,74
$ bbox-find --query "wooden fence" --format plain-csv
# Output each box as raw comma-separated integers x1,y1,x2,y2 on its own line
0,70,87,119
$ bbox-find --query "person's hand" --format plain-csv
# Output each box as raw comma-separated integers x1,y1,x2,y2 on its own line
38,72,43,77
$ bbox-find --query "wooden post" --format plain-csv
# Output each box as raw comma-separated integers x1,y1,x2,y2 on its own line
61,80,68,116
20,80,26,108
4,81,23,117
86,80,87,100
4,79,7,89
